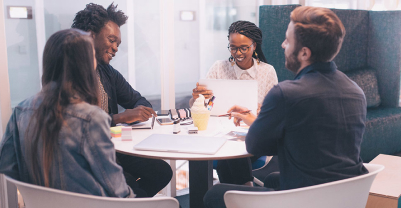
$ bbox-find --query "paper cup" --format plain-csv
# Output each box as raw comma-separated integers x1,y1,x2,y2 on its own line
191,112,211,131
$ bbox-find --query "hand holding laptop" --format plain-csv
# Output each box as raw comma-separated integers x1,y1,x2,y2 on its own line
227,105,256,127
197,79,257,116
192,82,214,100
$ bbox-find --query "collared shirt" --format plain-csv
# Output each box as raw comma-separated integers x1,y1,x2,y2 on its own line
246,61,368,190
97,63,152,126
206,59,278,104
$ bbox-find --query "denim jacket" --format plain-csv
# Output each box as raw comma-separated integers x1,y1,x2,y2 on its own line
0,92,135,198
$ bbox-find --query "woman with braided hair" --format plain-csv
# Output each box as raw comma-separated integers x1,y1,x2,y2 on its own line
191,21,279,187
191,20,278,107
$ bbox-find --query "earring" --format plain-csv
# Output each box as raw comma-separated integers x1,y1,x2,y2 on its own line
255,51,260,64
229,55,235,66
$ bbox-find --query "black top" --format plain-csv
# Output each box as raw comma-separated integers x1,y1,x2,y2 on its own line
97,63,152,126
246,62,368,190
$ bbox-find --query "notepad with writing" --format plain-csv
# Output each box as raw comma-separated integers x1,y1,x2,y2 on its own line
117,116,155,129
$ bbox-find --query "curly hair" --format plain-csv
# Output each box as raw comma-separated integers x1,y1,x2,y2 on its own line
228,20,267,63
71,3,128,34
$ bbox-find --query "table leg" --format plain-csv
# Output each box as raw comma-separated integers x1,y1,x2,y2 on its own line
189,160,213,208
161,160,176,197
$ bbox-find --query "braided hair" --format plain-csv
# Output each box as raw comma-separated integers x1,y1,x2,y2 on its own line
71,3,128,34
228,20,267,63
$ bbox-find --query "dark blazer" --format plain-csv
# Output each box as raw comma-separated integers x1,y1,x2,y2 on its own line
246,62,368,190
97,63,152,126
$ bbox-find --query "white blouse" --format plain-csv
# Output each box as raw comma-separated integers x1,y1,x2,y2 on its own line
206,58,278,104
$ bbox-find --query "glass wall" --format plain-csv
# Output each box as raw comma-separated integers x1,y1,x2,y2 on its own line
4,0,162,110
4,0,401,109
4,0,40,107
132,0,161,110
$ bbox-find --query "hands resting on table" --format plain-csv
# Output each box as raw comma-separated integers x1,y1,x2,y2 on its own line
113,105,157,124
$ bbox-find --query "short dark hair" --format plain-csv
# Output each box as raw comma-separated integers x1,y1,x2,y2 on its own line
71,3,128,34
228,20,267,63
290,6,346,62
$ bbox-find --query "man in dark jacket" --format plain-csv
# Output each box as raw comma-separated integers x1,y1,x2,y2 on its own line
72,3,172,197
204,6,368,208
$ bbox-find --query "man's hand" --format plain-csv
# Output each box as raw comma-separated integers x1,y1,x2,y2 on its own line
114,106,157,124
192,82,213,100
227,105,257,127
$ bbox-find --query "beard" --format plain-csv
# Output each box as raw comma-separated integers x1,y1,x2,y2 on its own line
285,50,301,74
94,46,109,66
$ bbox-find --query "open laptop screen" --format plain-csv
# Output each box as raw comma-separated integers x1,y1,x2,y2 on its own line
198,79,258,116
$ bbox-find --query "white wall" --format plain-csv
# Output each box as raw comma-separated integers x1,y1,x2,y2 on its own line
174,0,200,96
132,0,161,98
4,0,40,107
1,0,14,206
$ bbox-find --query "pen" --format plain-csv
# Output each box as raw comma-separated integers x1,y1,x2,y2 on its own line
218,110,252,117
207,96,215,111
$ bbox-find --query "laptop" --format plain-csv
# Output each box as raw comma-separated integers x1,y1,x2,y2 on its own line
198,79,258,116
134,134,227,155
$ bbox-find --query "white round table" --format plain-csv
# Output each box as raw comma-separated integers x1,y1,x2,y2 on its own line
113,117,252,208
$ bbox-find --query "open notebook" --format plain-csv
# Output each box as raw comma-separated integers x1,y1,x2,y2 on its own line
134,134,227,155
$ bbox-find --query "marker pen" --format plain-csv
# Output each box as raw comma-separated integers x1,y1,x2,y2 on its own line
207,96,215,111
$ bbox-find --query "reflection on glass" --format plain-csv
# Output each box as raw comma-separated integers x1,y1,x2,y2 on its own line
5,0,40,107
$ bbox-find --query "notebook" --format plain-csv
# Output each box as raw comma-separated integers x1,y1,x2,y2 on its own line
117,115,155,129
198,79,258,116
134,134,227,155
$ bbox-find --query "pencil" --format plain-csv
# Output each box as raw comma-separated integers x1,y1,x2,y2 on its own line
218,110,252,117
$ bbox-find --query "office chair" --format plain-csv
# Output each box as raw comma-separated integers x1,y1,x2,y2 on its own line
224,163,383,208
5,176,179,208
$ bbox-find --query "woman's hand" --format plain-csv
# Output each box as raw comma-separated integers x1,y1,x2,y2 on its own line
192,82,213,100
227,105,257,126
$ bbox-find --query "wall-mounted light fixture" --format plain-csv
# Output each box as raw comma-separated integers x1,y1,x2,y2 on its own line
180,11,195,21
7,6,32,19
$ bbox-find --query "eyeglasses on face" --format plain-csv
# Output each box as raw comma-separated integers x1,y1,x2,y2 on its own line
228,42,255,54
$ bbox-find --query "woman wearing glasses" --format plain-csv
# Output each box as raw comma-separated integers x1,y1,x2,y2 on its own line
191,20,278,108
190,21,278,187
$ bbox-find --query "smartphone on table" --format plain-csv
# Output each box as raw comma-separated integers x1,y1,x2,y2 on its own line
156,118,174,125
